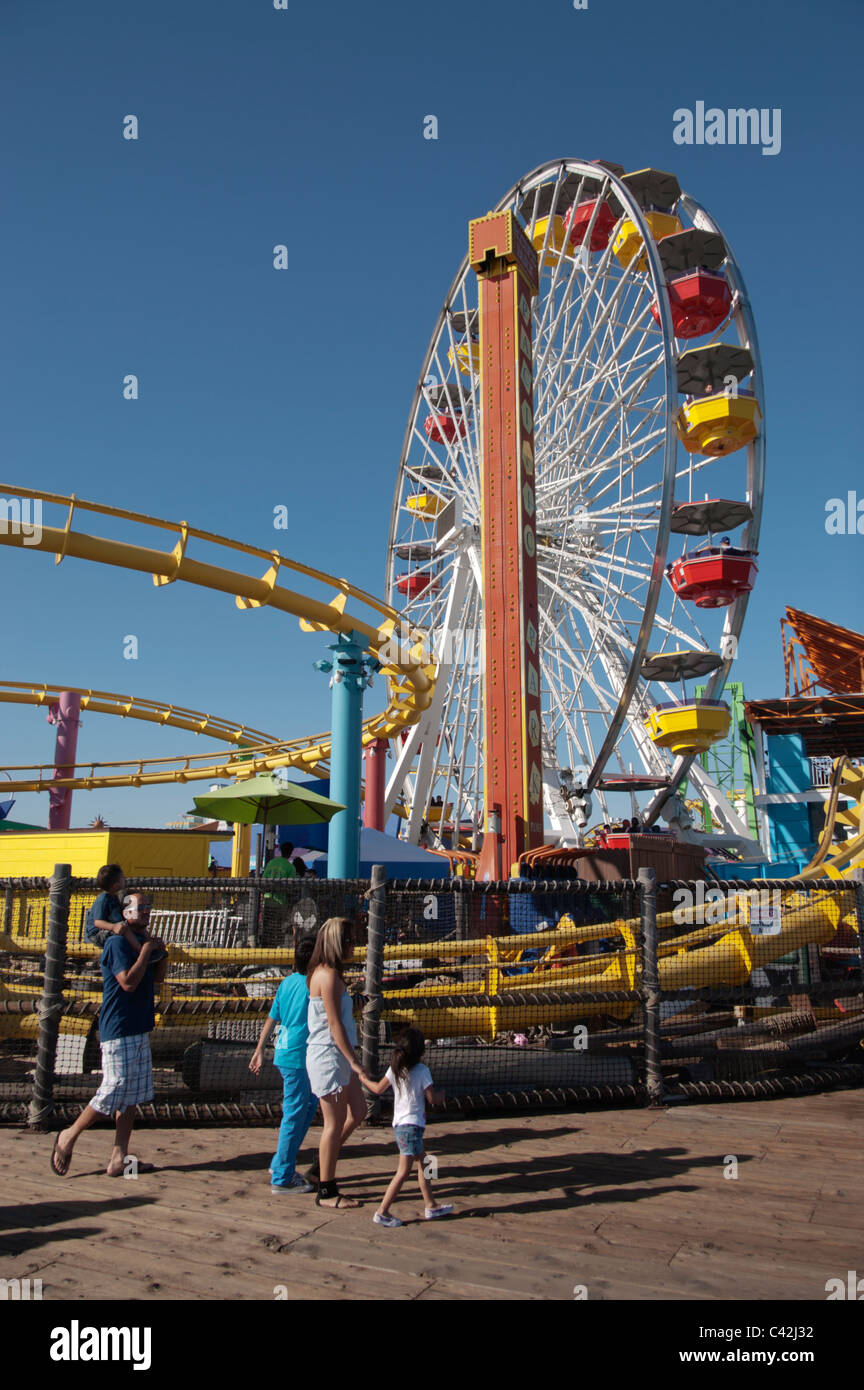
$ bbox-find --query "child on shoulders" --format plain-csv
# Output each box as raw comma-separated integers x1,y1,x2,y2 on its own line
84,864,164,960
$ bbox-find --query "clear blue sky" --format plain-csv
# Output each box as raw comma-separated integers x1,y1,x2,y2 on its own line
1,0,861,829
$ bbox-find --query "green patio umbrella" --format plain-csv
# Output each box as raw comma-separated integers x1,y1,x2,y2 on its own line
191,773,345,830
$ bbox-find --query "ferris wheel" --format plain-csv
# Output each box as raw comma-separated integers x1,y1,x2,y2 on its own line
385,158,765,850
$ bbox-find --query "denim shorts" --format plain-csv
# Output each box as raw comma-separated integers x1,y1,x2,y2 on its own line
394,1124,425,1157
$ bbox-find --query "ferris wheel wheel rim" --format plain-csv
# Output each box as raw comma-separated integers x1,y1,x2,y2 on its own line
639,190,766,823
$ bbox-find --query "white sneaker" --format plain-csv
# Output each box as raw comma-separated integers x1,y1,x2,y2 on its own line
425,1204,453,1220
373,1211,402,1227
271,1174,314,1193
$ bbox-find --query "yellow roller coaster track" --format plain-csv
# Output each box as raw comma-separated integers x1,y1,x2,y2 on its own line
798,757,864,882
0,485,436,792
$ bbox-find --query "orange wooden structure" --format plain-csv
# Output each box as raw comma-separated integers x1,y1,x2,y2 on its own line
782,608,864,697
468,211,543,879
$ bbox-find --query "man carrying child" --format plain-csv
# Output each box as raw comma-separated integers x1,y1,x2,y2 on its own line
51,889,168,1178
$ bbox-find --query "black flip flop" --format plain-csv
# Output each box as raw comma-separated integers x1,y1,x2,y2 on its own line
50,1137,71,1177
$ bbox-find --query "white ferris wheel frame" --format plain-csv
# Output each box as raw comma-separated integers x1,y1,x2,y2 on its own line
384,160,765,849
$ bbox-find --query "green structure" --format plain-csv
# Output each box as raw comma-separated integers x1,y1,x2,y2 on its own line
692,680,759,839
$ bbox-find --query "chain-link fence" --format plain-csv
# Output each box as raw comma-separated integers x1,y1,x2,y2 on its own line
1,867,862,1125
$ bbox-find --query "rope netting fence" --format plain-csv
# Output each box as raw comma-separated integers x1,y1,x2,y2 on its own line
1,866,862,1125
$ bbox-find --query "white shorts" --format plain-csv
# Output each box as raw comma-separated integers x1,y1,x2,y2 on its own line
91,1033,154,1115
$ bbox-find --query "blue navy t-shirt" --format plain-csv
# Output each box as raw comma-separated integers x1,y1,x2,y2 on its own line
99,936,156,1041
85,891,124,943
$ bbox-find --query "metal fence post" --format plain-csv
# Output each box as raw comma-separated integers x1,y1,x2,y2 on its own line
248,882,260,949
454,884,470,941
361,864,386,1119
638,866,664,1107
851,869,864,999
28,864,72,1130
3,886,13,937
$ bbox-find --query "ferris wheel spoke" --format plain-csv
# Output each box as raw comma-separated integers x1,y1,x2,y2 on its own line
533,195,632,378
539,356,665,468
549,342,666,458
535,269,654,426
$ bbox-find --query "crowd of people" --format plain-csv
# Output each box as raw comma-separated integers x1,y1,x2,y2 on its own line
49,863,452,1227
595,816,667,846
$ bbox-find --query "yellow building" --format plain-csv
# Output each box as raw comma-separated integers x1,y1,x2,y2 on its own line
0,827,231,878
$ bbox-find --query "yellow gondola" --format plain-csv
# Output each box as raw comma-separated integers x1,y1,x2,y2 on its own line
644,700,731,755
448,342,480,375
405,492,446,519
529,214,574,265
677,392,761,456
612,212,682,271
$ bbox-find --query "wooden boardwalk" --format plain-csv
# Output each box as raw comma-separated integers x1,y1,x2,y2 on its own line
2,1090,862,1301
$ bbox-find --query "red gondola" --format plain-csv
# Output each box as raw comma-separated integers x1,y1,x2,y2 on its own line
652,269,732,339
565,198,617,251
666,550,758,609
424,412,466,445
396,572,440,599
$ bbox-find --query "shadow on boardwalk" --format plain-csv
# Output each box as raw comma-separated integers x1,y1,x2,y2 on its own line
1,1092,862,1299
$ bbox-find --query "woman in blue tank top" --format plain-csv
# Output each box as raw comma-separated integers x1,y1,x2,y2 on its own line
306,917,365,1209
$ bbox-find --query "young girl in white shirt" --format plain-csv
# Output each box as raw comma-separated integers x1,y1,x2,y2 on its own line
360,1027,453,1227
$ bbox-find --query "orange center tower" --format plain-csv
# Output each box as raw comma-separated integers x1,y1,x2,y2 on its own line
470,210,544,880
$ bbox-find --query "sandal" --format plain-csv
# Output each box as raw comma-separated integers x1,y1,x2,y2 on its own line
314,1190,360,1210
50,1136,72,1177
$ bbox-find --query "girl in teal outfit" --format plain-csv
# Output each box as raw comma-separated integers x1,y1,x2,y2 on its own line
250,933,318,1192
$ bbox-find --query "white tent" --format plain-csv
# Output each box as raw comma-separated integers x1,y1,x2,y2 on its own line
311,826,450,878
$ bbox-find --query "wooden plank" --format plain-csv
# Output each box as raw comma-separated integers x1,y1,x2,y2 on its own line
33,1237,433,1302
285,1228,574,1298
669,1246,828,1299
809,1198,864,1230
416,1279,542,1300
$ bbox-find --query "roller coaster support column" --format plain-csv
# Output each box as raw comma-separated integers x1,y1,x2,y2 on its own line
469,210,543,881
47,693,82,830
363,738,389,831
231,822,251,878
316,632,380,879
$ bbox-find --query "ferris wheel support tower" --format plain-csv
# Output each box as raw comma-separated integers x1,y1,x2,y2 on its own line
470,211,544,880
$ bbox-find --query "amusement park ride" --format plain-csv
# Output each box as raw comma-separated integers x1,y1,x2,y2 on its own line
386,159,764,872
0,158,860,889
